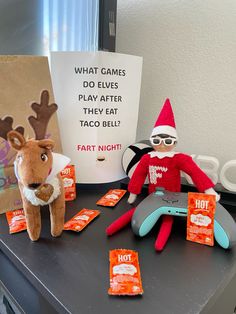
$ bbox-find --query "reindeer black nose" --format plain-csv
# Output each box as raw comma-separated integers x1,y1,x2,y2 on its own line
28,183,41,190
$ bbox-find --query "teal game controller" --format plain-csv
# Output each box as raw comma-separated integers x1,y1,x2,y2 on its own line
131,188,236,249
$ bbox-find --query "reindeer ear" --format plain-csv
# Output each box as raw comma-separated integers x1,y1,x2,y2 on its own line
38,139,54,150
7,131,26,150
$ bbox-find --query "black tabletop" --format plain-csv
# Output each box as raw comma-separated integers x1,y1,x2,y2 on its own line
0,182,236,314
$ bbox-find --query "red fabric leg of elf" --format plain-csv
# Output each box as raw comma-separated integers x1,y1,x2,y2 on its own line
155,215,174,251
106,207,136,236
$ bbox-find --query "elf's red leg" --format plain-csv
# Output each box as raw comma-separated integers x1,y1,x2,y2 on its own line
155,215,174,251
106,207,136,236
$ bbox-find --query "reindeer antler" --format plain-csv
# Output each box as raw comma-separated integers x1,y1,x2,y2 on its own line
0,116,24,140
28,90,58,140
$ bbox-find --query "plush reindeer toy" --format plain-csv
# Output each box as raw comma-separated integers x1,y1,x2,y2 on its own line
0,90,70,241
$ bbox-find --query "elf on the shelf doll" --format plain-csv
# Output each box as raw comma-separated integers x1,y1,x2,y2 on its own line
106,98,220,251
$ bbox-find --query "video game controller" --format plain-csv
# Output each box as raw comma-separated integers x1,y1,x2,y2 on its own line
131,188,236,249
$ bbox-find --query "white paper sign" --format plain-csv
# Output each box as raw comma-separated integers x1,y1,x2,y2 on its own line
51,51,142,183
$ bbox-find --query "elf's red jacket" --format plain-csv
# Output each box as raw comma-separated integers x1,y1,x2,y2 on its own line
128,152,214,194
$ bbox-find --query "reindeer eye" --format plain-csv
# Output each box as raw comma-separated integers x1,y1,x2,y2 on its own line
41,153,48,162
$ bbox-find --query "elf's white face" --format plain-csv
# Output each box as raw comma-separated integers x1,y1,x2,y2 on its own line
153,142,176,152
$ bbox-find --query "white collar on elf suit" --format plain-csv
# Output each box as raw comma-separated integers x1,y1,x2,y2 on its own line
148,151,179,159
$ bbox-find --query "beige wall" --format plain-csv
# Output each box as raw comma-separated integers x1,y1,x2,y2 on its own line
116,0,236,181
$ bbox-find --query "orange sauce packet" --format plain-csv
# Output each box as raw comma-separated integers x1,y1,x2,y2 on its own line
61,165,76,201
108,249,143,295
96,189,126,207
64,209,100,232
6,209,27,234
187,192,216,246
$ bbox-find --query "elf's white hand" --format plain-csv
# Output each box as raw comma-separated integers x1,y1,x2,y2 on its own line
127,193,137,204
204,188,220,202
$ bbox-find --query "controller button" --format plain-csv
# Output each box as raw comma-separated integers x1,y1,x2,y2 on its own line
155,191,164,196
155,187,165,192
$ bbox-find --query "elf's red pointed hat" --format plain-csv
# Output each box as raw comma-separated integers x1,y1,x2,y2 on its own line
150,98,178,139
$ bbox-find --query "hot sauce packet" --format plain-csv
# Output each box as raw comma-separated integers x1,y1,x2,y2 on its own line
187,192,216,246
64,209,100,232
96,189,126,207
60,165,76,201
6,209,27,234
108,249,143,296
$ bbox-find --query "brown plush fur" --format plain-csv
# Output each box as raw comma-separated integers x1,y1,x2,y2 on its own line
7,130,65,241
